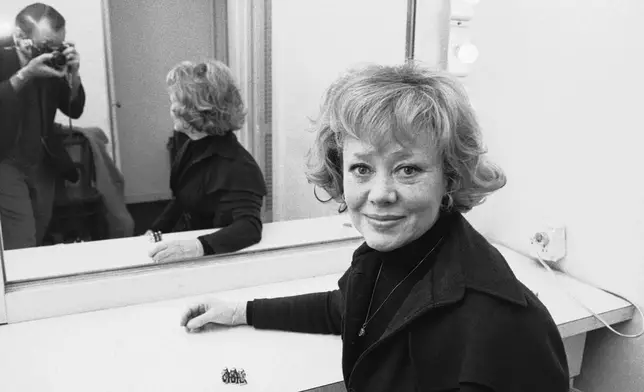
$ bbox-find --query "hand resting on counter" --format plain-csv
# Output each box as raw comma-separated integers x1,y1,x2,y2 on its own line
149,239,205,263
180,298,248,332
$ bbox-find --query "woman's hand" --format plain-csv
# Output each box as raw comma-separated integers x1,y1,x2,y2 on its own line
148,239,204,263
180,298,248,332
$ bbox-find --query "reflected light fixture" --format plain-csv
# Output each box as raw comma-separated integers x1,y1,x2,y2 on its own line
455,43,479,64
0,20,13,40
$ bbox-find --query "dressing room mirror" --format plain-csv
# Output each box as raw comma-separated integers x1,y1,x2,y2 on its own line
1,0,447,282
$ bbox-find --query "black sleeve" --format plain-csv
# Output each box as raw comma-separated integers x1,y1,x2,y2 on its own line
458,383,495,392
244,269,350,335
57,78,85,119
149,198,182,233
245,289,344,335
196,191,263,255
0,77,20,107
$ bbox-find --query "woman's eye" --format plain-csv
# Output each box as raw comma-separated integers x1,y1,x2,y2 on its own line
399,166,420,176
349,164,371,176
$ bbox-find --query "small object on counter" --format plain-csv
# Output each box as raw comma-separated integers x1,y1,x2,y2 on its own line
221,367,247,385
148,230,162,243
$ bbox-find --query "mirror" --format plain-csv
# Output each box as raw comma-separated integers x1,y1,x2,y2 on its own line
1,0,436,282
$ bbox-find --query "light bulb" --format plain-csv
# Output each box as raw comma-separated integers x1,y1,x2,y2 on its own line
456,43,479,64
0,20,13,39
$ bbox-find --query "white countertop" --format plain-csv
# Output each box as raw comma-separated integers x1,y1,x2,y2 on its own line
4,215,361,282
0,244,634,392
0,274,344,392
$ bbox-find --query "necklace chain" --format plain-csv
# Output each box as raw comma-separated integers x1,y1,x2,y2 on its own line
358,237,444,337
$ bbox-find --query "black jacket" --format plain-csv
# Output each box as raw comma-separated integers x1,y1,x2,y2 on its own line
0,46,85,181
248,213,570,391
151,131,267,255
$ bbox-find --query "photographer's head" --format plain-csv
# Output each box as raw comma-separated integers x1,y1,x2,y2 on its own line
13,3,66,59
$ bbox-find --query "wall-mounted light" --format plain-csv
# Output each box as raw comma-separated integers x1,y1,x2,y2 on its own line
455,42,479,64
448,0,480,77
447,22,478,77
450,0,480,22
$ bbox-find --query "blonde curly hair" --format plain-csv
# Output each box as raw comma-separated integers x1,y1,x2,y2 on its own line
166,59,246,136
306,62,506,213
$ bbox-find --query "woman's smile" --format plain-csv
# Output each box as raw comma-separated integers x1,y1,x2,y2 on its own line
364,213,405,230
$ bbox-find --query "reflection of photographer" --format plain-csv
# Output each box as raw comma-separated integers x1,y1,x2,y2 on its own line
0,3,86,250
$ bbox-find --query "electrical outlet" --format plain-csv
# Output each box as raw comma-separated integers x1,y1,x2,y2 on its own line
531,226,567,264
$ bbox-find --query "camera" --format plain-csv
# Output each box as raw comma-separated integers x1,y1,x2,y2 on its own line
30,41,70,70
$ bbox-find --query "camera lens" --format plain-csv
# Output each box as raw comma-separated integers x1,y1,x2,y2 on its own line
51,52,67,67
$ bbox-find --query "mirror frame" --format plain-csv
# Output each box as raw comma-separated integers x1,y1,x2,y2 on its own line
0,219,7,324
0,0,430,326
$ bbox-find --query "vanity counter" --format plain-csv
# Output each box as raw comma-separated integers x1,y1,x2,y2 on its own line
4,215,360,282
0,244,634,391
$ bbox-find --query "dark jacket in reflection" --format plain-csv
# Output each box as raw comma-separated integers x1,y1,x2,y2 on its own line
246,212,570,392
0,46,85,181
151,131,267,255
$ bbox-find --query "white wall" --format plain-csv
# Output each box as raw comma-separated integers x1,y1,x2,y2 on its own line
271,0,409,221
458,1,644,390
106,0,214,203
0,0,111,149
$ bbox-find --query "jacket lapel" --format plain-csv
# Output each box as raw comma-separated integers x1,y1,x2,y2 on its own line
381,214,527,341
170,132,238,191
345,213,529,381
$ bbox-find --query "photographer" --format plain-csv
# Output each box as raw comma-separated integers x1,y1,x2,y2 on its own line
0,3,86,250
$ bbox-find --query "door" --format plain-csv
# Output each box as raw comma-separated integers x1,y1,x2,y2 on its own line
106,0,215,203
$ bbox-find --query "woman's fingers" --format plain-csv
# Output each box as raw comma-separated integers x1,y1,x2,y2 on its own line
180,304,203,327
148,242,167,258
186,311,213,331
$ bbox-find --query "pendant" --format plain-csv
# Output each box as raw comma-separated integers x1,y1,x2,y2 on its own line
358,325,366,337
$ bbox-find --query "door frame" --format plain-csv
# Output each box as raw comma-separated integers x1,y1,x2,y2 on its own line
101,0,122,170
102,0,229,176
227,0,272,222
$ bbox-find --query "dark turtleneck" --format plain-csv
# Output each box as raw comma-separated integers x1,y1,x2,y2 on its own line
245,211,454,345
354,211,452,352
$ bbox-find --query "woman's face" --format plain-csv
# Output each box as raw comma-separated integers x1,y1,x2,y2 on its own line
343,136,446,252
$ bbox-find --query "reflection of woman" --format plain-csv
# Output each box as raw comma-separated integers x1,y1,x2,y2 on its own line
178,64,569,391
148,60,266,263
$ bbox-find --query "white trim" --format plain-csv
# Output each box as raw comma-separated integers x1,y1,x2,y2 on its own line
213,0,229,64
249,1,268,174
227,0,253,152
413,0,451,69
0,218,7,325
101,0,122,170
124,192,172,205
5,239,361,323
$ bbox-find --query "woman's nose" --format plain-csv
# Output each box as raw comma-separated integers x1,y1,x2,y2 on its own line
367,175,397,205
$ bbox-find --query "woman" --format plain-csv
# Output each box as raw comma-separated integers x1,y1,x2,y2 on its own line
148,60,267,263
178,63,570,391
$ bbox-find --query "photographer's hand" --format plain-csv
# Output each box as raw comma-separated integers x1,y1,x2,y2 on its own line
24,53,67,79
10,53,65,91
62,44,81,99
62,44,80,76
